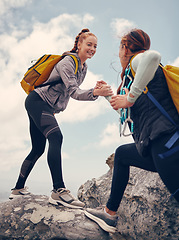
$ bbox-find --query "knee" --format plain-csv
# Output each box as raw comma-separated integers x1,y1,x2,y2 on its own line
114,145,128,166
47,130,63,146
27,146,45,161
114,145,127,158
37,147,46,157
33,146,45,159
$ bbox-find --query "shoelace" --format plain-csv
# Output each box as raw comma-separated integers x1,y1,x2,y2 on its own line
56,188,78,201
56,188,70,194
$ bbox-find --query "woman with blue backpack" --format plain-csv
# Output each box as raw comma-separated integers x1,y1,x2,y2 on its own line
85,28,179,233
9,28,113,208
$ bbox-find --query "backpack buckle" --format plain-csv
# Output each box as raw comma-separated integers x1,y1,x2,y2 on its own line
143,86,148,94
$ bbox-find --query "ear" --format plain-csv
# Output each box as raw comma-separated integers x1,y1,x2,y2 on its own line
124,45,128,57
77,42,81,51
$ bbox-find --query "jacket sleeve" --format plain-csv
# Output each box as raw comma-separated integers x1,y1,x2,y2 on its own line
127,50,161,103
55,56,98,101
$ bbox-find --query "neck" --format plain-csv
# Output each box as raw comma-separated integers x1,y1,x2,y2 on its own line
78,53,87,66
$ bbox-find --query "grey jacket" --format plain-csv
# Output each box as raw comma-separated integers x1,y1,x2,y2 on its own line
35,52,98,113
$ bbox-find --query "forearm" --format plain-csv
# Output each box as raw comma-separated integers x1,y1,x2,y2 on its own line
70,87,98,101
127,50,161,103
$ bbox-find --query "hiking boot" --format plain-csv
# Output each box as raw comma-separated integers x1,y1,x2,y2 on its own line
9,187,30,199
84,206,118,233
49,188,85,209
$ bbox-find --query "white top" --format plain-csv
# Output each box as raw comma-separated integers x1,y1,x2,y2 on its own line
127,50,161,103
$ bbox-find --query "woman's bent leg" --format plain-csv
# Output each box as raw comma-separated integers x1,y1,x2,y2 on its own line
151,133,179,202
106,143,157,211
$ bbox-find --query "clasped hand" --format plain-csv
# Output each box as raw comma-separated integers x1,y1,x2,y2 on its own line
94,81,133,110
110,88,134,109
93,80,113,96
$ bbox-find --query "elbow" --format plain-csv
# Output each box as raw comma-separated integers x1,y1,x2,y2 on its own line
147,50,161,65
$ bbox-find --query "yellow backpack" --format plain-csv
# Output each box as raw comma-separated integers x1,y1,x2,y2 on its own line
130,57,179,113
129,57,179,160
20,53,78,94
160,64,179,113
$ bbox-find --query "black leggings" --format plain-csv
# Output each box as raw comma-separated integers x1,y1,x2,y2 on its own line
107,134,179,211
15,91,65,190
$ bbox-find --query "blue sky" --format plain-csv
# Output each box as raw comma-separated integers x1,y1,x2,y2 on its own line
0,0,178,199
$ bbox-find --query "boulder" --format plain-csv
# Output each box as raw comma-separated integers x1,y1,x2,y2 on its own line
78,154,179,240
0,153,178,240
0,194,124,240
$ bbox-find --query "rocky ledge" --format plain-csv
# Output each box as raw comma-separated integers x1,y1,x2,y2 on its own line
0,154,178,240
79,154,179,240
0,194,125,240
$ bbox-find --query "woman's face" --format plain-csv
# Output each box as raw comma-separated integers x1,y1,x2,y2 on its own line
119,42,128,68
78,36,97,61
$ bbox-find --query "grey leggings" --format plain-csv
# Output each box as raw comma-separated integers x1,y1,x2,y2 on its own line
15,91,65,190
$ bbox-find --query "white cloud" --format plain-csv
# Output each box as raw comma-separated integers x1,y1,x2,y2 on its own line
82,13,95,26
0,0,30,16
99,122,133,147
171,57,179,67
0,12,99,115
0,12,109,171
57,70,110,123
0,13,95,86
111,18,136,38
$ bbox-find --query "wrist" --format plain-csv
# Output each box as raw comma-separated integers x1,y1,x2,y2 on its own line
126,94,134,107
127,92,136,104
93,88,98,97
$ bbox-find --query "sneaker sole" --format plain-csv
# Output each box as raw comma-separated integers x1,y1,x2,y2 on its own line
84,210,117,233
48,196,84,209
9,193,30,200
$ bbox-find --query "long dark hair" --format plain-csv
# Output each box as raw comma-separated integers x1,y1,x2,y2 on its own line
120,29,151,79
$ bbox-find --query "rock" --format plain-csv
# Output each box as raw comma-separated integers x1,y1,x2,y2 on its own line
0,153,178,240
0,194,125,240
78,154,179,240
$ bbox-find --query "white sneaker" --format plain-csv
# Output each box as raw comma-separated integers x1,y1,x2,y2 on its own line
9,187,30,199
49,188,85,209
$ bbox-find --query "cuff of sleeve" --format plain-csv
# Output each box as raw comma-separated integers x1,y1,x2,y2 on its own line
92,89,99,100
127,91,141,103
127,86,144,103
127,94,137,103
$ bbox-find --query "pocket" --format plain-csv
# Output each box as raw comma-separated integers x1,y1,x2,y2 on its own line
24,69,40,85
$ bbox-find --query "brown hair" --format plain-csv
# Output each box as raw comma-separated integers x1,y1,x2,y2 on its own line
121,29,151,53
120,29,151,79
70,28,97,53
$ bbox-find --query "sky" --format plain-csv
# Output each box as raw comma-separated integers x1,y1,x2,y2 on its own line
0,0,179,201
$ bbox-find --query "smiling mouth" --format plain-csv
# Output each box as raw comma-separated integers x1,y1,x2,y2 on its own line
87,51,94,56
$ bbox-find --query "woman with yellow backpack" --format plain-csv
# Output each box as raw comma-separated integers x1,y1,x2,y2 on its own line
85,28,179,233
9,28,113,208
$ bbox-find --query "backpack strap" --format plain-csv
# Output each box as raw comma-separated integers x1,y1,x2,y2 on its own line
144,88,179,159
129,55,137,77
35,54,79,89
69,54,78,74
145,90,177,126
129,57,179,159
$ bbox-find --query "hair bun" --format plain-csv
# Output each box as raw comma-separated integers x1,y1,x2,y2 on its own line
81,28,90,34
